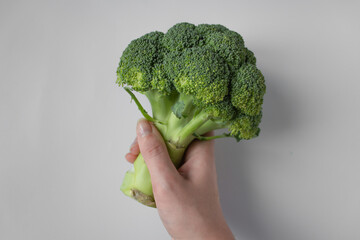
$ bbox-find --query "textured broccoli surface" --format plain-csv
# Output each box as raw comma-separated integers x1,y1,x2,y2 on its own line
117,22,266,207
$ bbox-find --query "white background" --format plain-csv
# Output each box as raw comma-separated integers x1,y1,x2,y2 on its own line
1,0,359,239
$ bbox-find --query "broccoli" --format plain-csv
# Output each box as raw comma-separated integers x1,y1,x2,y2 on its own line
117,22,266,207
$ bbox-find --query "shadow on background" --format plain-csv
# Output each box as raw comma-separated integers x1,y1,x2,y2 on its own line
215,75,295,240
215,140,264,240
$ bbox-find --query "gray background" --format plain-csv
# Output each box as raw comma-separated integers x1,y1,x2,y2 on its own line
1,0,359,239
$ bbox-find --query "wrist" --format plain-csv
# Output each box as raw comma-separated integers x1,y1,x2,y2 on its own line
198,221,234,240
175,216,234,240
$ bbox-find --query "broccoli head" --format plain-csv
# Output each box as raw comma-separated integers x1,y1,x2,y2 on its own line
117,22,266,207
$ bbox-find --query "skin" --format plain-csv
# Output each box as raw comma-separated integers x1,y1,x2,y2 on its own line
125,119,235,240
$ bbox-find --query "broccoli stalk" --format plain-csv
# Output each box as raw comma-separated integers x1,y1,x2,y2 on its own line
117,22,266,207
120,89,228,207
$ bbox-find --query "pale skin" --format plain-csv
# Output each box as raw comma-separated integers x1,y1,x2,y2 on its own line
125,119,235,240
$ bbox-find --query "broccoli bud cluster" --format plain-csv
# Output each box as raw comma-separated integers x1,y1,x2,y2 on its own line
117,22,266,207
117,22,265,141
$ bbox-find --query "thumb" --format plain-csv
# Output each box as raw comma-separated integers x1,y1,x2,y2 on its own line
136,119,179,185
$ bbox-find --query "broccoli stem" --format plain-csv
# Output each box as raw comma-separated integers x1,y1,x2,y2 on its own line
193,132,232,140
172,110,210,145
120,90,221,207
124,87,163,124
145,90,179,123
195,119,225,135
120,135,186,207
120,154,154,206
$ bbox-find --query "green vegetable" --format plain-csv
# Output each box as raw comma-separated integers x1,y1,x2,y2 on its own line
117,22,266,207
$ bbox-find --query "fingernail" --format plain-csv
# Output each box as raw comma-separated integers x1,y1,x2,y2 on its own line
137,119,152,137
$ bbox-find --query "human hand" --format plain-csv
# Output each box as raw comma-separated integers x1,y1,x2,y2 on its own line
125,119,234,240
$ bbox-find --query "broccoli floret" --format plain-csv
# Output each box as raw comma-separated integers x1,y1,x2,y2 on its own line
163,22,200,51
204,30,246,71
117,22,266,207
231,64,265,116
168,46,230,104
196,23,229,35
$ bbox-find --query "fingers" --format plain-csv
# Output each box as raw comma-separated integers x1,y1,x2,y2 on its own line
136,119,179,185
125,138,140,163
125,153,137,163
179,132,216,181
126,125,216,184
184,131,215,164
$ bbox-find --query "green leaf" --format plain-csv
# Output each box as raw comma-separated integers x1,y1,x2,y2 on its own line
171,101,187,119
